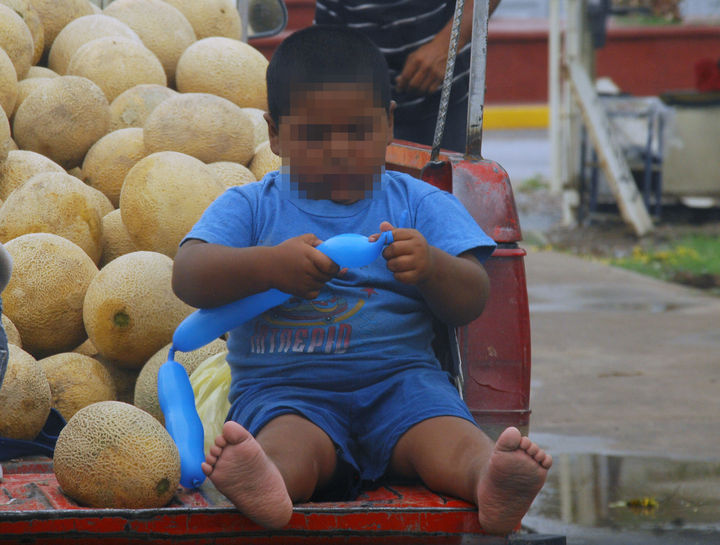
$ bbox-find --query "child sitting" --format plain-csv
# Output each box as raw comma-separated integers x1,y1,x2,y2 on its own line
172,25,551,534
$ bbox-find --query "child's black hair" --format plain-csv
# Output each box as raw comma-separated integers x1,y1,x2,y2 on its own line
266,25,391,125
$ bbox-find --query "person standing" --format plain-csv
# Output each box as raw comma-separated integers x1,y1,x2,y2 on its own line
314,0,501,153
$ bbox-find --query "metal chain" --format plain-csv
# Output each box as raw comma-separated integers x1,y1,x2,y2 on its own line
430,0,466,161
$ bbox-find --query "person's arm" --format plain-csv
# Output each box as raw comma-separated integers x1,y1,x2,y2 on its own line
395,0,502,96
172,236,340,309
373,222,490,326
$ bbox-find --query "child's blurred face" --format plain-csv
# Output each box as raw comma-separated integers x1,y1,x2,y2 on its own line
266,83,394,204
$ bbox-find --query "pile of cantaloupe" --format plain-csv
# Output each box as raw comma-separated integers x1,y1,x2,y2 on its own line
0,0,279,509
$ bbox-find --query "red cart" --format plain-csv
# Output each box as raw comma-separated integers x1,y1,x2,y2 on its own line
1,1,561,543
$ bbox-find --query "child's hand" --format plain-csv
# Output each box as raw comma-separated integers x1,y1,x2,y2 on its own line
270,234,341,299
373,222,434,285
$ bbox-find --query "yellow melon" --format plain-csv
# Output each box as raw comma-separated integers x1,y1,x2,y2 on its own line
11,76,52,121
67,36,167,102
162,0,242,40
97,356,140,404
108,83,176,132
25,66,59,79
0,108,10,163
144,92,255,165
88,0,100,14
0,172,103,263
249,141,281,180
83,251,193,368
13,75,110,169
2,313,22,346
53,400,181,508
49,13,141,75
0,150,65,200
175,37,268,110
0,4,33,79
103,0,195,87
0,344,51,439
100,209,138,267
4,234,98,357
0,48,17,118
82,127,148,207
208,161,257,187
39,352,116,421
72,337,97,356
134,338,227,424
0,0,44,66
119,151,226,257
240,107,270,147
27,0,94,55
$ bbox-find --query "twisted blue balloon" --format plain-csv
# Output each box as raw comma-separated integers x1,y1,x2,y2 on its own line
158,230,395,489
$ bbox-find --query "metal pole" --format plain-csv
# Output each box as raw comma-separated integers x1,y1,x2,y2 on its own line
466,0,490,160
549,0,562,193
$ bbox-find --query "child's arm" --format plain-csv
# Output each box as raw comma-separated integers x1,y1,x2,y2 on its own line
172,235,340,309
374,222,489,326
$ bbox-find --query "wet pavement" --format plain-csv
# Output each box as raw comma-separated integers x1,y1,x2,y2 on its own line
482,128,720,543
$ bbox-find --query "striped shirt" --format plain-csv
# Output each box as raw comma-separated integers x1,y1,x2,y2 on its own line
314,0,470,120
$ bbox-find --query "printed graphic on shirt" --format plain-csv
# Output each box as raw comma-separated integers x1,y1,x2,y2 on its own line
249,288,378,355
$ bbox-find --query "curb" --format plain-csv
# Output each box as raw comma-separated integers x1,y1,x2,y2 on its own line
484,104,549,130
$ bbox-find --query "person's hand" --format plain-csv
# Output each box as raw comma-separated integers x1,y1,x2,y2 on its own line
269,234,340,299
395,39,448,96
372,222,435,285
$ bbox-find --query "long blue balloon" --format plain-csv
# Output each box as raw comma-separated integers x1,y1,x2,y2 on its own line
159,230,395,488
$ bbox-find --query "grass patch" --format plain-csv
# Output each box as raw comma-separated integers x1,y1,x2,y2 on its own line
610,234,720,292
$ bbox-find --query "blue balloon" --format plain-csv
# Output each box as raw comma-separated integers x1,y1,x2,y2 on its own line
158,230,395,488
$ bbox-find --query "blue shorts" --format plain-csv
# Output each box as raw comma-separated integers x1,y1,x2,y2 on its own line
226,366,476,498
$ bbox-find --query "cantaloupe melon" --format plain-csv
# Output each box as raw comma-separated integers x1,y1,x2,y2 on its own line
82,127,148,207
119,151,226,257
0,108,10,163
25,66,58,79
72,337,97,356
0,0,44,66
249,141,281,180
0,4,34,80
10,76,52,121
0,344,51,439
144,92,255,165
134,338,227,424
162,0,242,40
208,161,257,187
175,37,268,110
0,173,103,263
2,313,22,347
0,150,65,201
103,0,195,87
3,234,98,358
49,14,141,75
240,107,270,147
108,83,177,132
38,352,116,421
0,48,17,118
27,0,94,55
83,251,193,368
100,208,138,267
13,75,110,169
97,356,140,404
87,0,100,15
53,400,181,508
67,36,167,102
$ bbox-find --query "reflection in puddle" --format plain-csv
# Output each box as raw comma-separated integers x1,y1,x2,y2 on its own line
529,453,720,533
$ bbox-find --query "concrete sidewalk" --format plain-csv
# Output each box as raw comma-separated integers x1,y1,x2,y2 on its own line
524,249,720,460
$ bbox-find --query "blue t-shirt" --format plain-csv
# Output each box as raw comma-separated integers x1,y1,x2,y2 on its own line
183,170,496,400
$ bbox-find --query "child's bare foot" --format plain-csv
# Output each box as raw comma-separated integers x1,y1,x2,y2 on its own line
475,427,552,535
202,421,293,529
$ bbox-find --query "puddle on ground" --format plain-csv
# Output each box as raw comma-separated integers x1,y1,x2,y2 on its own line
524,451,720,544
